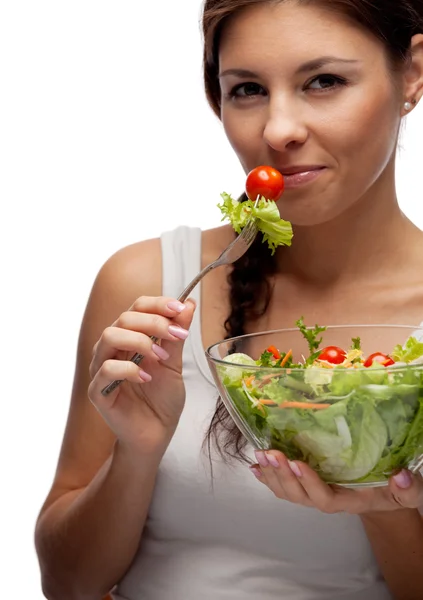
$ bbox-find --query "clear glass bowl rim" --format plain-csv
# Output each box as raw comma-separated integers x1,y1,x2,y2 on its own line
205,323,423,373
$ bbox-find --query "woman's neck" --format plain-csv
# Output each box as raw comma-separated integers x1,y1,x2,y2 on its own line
277,174,417,288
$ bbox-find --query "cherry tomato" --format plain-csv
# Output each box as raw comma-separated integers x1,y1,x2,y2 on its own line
266,345,281,360
318,346,347,365
246,166,285,202
364,353,395,368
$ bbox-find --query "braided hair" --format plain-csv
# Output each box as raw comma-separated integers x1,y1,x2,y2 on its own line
205,202,278,462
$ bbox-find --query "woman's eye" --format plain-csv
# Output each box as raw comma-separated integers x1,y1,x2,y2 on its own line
229,82,266,98
306,75,347,91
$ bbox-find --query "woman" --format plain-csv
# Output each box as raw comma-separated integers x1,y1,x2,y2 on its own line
35,1,423,598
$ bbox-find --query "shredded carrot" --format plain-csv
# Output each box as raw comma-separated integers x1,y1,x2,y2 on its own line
258,373,281,388
259,399,278,406
280,349,293,368
244,375,256,387
278,401,331,410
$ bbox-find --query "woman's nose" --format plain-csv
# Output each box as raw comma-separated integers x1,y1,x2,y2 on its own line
263,99,309,151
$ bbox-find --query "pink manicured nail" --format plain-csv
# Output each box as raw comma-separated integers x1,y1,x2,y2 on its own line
288,461,302,477
169,325,189,340
265,453,280,468
393,469,412,489
139,370,152,383
152,343,170,361
249,466,262,479
255,450,269,468
167,301,186,313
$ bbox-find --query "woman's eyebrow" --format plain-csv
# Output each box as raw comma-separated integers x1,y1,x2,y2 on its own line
219,57,360,79
219,68,258,79
297,56,361,73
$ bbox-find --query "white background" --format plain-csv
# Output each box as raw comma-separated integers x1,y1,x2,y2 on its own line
1,1,422,597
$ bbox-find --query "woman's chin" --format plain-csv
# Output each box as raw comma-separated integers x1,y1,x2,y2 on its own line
278,205,346,228
277,192,357,228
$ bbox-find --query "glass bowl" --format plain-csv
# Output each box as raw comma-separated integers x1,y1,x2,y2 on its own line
206,325,423,487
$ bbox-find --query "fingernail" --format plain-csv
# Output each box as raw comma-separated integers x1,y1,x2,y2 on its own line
167,301,186,313
249,466,262,479
255,450,269,468
393,469,412,489
139,370,152,382
288,461,302,477
152,343,170,361
265,453,280,468
169,325,189,340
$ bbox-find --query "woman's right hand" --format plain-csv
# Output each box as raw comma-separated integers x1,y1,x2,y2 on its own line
88,296,196,453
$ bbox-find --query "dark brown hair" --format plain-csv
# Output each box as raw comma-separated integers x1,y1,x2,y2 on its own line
202,0,423,461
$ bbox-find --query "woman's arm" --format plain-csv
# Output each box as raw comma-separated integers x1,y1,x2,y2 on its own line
35,239,170,599
252,451,423,600
36,438,167,600
360,509,423,600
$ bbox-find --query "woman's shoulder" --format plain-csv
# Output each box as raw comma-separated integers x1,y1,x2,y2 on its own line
91,225,234,314
201,224,235,261
91,237,163,316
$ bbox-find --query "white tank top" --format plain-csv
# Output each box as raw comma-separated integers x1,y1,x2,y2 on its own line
112,226,393,600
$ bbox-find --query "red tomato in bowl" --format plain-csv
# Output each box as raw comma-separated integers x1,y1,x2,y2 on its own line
318,346,347,364
364,353,395,368
246,166,285,202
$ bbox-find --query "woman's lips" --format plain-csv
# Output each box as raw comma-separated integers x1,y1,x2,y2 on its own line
281,167,326,190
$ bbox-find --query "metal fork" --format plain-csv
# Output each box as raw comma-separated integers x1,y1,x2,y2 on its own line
101,219,259,396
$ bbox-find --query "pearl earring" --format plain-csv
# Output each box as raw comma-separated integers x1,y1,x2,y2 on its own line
404,99,417,112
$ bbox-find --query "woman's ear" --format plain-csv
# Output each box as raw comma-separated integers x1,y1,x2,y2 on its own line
402,34,423,113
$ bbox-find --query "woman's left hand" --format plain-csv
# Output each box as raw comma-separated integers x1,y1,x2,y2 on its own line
251,450,423,514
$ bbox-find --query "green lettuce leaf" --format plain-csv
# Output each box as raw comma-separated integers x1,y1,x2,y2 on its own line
377,396,416,449
396,398,423,464
217,193,293,255
359,396,423,482
261,379,308,404
225,385,268,433
391,336,423,363
328,365,389,396
268,397,387,482
318,400,388,481
295,316,326,355
218,353,257,387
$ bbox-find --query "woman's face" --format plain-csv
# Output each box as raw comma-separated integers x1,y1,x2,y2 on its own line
219,1,403,226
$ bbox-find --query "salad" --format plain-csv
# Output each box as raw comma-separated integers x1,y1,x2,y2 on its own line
219,319,423,484
218,165,293,254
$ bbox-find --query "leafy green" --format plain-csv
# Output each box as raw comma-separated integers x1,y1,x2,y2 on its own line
217,193,293,255
295,316,327,355
225,385,269,433
219,353,257,387
396,398,423,464
266,396,389,482
304,366,334,393
351,337,362,351
328,368,365,396
261,379,308,405
258,350,274,367
318,400,388,482
392,337,423,363
377,397,416,449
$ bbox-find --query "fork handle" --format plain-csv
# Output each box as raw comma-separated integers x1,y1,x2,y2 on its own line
177,262,215,302
100,262,216,396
